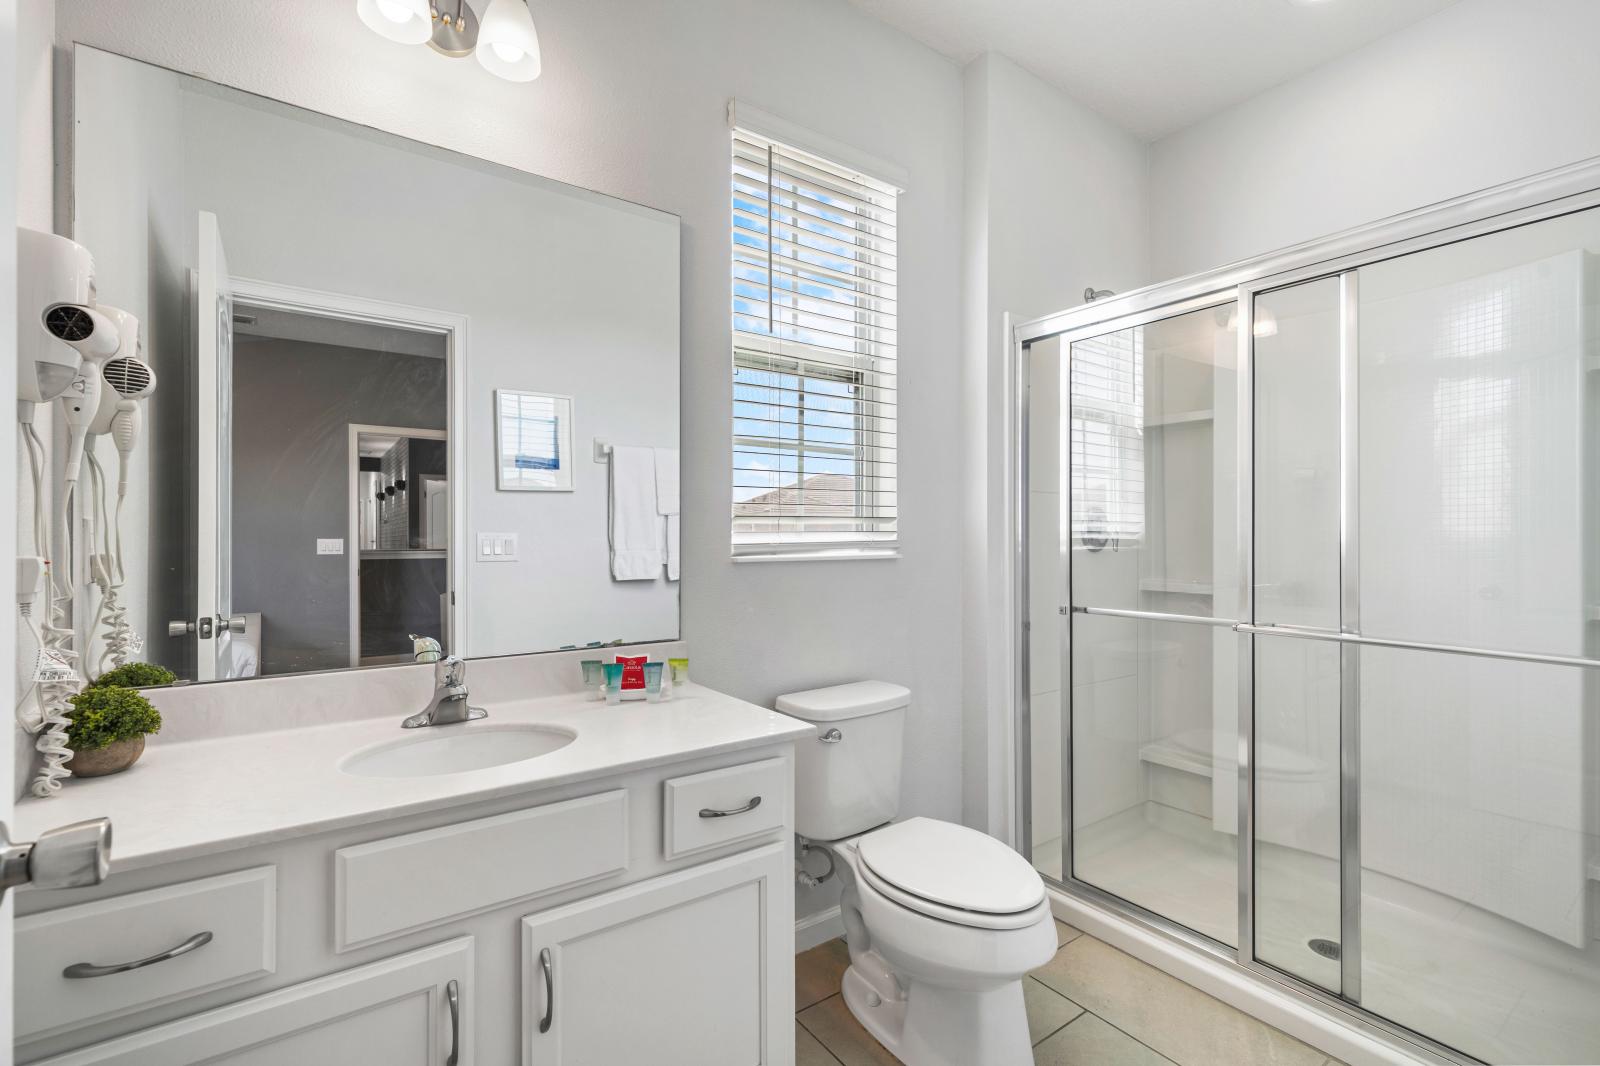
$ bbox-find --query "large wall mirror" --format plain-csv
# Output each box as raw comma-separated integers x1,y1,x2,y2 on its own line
67,46,680,685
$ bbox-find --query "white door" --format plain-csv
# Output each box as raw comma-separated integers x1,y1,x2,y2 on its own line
194,211,236,681
521,844,791,1066
32,937,472,1065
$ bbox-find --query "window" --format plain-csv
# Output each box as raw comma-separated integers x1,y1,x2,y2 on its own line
730,127,899,558
1069,329,1144,547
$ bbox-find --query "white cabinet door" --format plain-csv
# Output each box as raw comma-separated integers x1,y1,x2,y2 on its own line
522,843,792,1066
37,937,473,1066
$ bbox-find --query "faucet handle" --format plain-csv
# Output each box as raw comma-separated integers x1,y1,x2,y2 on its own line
435,655,467,689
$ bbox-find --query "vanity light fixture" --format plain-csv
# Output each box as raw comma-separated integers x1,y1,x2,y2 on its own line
357,0,542,83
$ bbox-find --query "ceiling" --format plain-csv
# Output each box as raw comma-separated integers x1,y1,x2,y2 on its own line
846,0,1461,140
233,304,446,360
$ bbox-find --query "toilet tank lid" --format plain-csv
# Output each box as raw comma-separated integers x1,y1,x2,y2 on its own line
775,680,910,722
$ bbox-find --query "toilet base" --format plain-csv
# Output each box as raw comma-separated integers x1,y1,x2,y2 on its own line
841,953,1035,1066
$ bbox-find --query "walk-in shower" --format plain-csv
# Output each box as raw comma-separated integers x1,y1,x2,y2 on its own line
1017,162,1600,1065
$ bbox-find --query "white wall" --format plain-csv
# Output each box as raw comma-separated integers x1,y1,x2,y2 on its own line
962,53,1148,838
53,0,969,922
12,0,52,801
1149,0,1600,278
2,0,21,1041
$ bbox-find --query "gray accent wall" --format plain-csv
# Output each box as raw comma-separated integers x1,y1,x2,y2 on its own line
231,335,446,675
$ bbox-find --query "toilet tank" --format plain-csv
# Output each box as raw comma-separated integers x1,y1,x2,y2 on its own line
776,681,910,841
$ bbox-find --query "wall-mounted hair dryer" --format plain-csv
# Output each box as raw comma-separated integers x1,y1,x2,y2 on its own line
16,228,102,410
88,312,154,447
58,305,136,486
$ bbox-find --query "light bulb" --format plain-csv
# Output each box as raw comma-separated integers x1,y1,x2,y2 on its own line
356,0,433,45
477,0,542,81
1223,306,1279,338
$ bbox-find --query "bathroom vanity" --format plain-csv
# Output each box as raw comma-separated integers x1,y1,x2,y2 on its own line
11,654,810,1065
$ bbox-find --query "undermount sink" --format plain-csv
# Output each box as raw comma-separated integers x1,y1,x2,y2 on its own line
339,723,577,778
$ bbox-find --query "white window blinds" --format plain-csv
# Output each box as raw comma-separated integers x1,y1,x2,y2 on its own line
730,128,899,557
1069,329,1145,547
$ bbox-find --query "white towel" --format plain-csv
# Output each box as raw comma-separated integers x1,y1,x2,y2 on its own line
610,446,662,580
654,447,680,515
665,515,680,581
655,448,680,581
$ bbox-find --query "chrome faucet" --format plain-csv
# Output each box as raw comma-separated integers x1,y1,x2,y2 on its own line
403,655,487,728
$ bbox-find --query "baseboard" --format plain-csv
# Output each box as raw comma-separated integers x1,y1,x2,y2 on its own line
795,905,844,952
1047,888,1444,1066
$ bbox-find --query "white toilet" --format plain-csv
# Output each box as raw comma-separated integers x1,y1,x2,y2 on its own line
779,681,1058,1066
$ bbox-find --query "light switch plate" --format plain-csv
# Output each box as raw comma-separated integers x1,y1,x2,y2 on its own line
477,532,518,562
317,538,344,555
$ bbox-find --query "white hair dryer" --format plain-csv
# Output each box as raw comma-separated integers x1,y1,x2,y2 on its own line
16,228,102,412
60,305,137,486
89,336,156,448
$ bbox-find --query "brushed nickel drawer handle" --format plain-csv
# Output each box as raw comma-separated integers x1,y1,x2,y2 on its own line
446,978,461,1065
63,930,213,978
699,796,762,818
539,947,555,1034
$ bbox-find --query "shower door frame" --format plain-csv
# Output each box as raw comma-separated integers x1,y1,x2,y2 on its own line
1012,153,1600,1066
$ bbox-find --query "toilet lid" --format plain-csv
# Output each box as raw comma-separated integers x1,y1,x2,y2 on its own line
857,817,1045,917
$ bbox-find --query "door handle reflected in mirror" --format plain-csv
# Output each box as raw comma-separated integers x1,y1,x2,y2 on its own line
167,617,215,639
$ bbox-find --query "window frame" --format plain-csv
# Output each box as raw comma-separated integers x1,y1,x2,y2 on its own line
729,123,901,561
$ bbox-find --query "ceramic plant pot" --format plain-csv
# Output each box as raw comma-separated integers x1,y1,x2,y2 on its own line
66,735,146,778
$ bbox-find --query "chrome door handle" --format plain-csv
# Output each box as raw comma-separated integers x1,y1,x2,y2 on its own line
445,978,461,1065
819,728,843,743
699,796,762,818
0,817,112,902
219,614,247,635
64,930,212,978
538,947,554,1034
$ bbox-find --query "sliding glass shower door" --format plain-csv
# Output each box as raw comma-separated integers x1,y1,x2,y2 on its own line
1025,202,1600,1065
1026,296,1243,944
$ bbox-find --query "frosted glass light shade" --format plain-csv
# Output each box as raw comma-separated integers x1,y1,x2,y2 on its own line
477,0,542,81
357,0,433,45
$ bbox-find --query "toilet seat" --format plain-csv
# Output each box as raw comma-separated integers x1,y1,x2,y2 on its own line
855,817,1046,930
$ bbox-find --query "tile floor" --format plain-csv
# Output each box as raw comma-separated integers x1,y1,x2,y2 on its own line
795,921,1347,1066
1038,801,1600,1064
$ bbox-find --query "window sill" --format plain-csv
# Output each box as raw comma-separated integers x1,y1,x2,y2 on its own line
732,548,900,564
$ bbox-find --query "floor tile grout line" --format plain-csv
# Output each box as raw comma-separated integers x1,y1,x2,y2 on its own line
1082,1008,1186,1066
794,993,858,1066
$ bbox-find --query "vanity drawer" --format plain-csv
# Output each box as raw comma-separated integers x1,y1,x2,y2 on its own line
663,757,787,859
17,866,277,1042
335,788,629,950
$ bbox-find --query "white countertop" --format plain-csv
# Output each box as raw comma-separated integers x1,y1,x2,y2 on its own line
13,685,813,874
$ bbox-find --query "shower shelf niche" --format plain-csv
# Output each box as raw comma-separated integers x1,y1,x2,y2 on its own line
1138,577,1214,596
1139,735,1216,779
1143,409,1214,428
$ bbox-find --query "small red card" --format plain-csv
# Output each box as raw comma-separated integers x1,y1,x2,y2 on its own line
616,655,647,690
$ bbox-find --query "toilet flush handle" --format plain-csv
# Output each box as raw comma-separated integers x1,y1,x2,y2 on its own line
819,728,843,744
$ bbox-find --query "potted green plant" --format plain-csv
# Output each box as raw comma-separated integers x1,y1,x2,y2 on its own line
64,685,162,778
88,662,178,689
